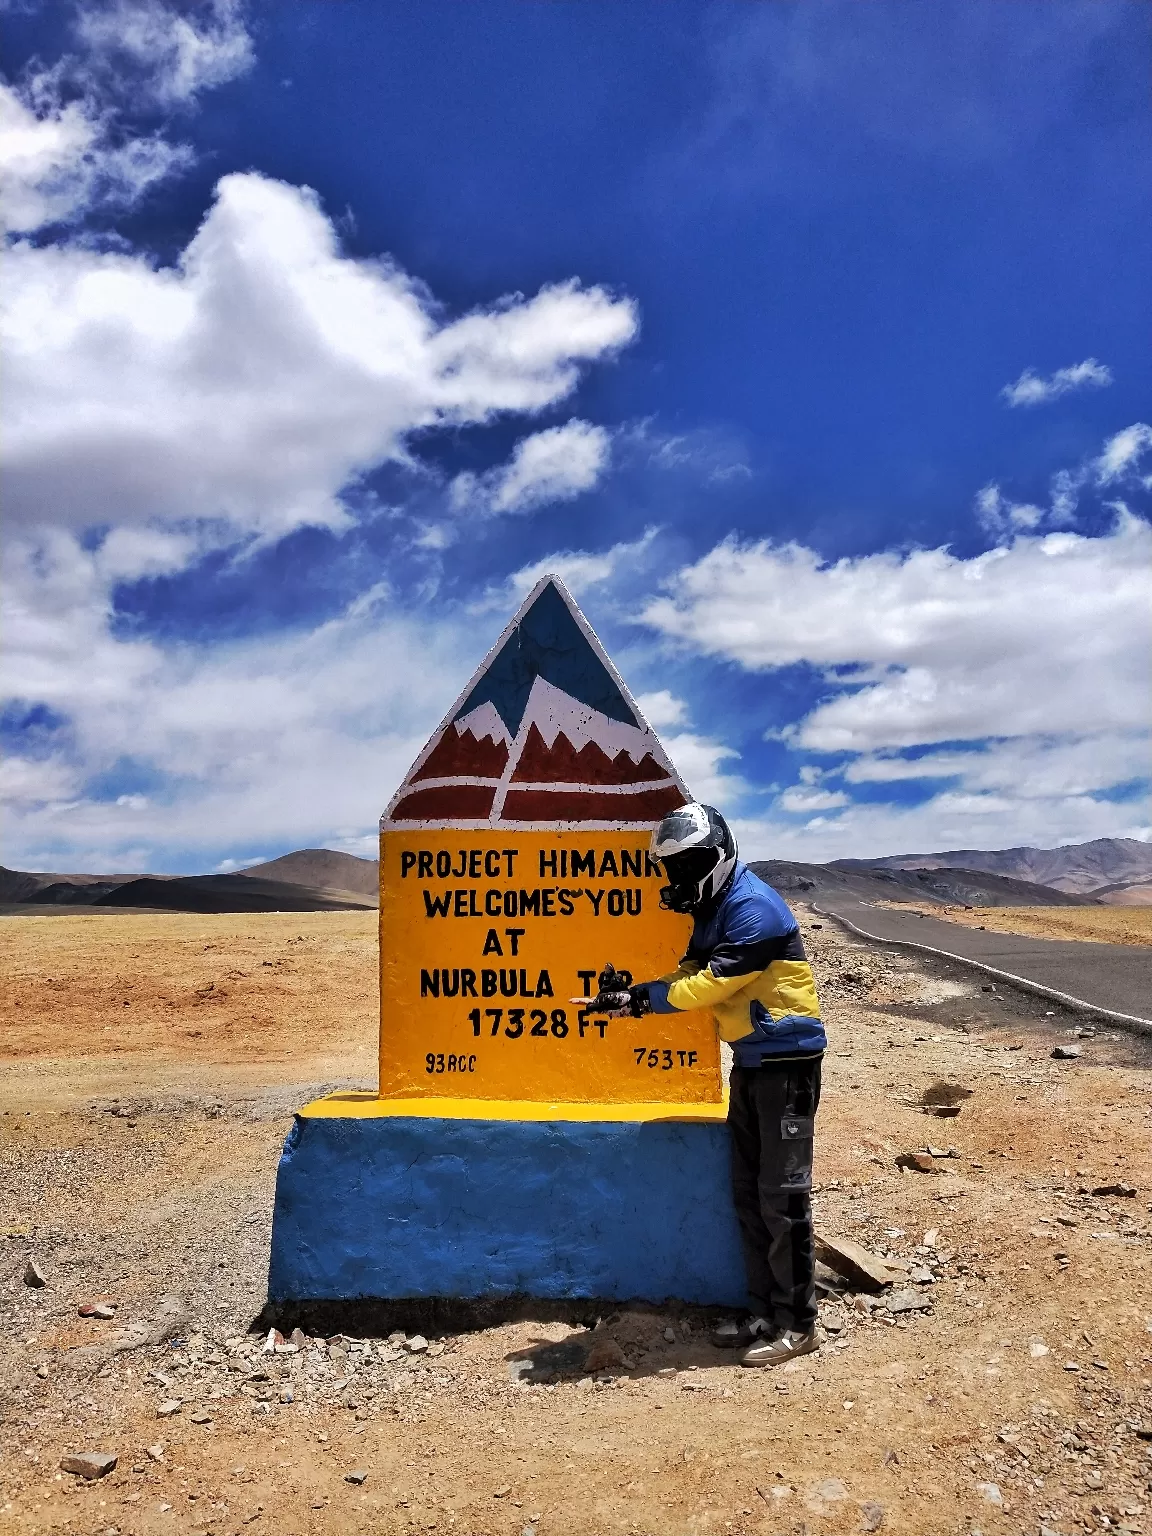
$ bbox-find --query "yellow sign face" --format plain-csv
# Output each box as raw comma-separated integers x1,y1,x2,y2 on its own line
379,829,721,1105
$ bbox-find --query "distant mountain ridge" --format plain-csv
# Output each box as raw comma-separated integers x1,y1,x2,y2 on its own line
3,836,1145,914
832,837,1152,896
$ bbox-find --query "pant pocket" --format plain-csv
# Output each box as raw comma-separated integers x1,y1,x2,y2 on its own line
776,1114,814,1190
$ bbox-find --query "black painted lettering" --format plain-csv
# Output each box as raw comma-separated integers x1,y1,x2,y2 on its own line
541,888,555,917
468,890,480,917
607,889,624,916
626,888,642,915
468,1008,480,1036
485,850,501,879
423,890,450,918
481,969,498,997
505,1007,524,1038
485,890,502,917
621,850,641,878
468,850,481,878
519,968,533,997
452,851,467,878
436,850,451,878
460,968,477,998
468,1054,477,1070
482,928,503,956
453,890,468,917
644,853,661,877
530,1009,548,1036
441,969,460,998
534,970,553,998
503,890,518,918
418,851,433,878
448,1053,457,1071
486,1008,503,1036
595,1019,608,1038
499,969,518,998
503,850,517,877
558,888,575,916
505,927,524,956
688,1050,698,1066
401,851,416,879
420,968,440,997
571,849,595,879
598,850,619,878
585,888,604,916
539,850,558,877
577,969,596,997
518,889,540,918
426,1052,435,1073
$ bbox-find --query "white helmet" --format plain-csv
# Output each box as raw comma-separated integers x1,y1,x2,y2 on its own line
650,802,738,913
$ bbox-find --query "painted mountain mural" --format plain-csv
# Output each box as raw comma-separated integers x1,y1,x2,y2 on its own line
382,577,690,828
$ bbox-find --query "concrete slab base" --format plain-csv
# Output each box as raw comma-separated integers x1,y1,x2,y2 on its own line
268,1109,747,1306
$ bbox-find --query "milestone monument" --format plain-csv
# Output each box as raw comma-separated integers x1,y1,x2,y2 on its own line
268,576,745,1306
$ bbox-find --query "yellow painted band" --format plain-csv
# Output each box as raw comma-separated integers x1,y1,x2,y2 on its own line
298,1090,729,1124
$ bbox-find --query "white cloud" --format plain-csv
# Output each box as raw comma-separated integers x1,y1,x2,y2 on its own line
973,482,1046,540
634,689,687,729
473,529,660,612
75,0,254,107
3,174,637,543
642,512,1150,850
1094,422,1152,485
661,732,742,807
451,419,612,516
776,785,849,813
1001,357,1113,408
0,76,187,233
0,526,475,869
643,514,1150,753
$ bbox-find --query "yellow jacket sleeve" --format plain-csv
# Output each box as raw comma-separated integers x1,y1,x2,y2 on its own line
665,965,758,1013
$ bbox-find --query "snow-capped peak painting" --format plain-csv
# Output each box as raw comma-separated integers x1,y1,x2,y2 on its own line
382,576,690,829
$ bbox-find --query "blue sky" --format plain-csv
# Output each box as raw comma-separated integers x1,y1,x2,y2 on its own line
2,0,1149,873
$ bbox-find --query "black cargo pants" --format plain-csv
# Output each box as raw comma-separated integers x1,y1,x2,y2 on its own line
727,1055,822,1332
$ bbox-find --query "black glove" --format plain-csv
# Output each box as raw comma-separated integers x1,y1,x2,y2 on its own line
584,963,652,1018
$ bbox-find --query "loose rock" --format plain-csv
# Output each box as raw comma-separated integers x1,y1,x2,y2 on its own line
24,1259,47,1288
344,1470,368,1485
156,1399,183,1417
406,1334,429,1353
895,1152,936,1174
814,1235,905,1291
60,1452,117,1479
1052,1045,1081,1060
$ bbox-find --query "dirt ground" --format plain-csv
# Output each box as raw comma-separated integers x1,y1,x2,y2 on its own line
3,909,1152,1536
876,904,1152,949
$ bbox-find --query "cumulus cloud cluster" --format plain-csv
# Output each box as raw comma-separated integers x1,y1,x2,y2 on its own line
643,497,1151,858
0,7,643,870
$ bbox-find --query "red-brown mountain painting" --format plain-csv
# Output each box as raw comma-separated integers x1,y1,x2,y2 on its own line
382,576,690,829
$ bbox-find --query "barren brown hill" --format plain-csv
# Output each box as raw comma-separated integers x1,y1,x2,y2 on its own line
238,848,378,898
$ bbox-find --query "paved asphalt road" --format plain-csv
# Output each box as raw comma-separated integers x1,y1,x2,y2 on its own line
815,900,1152,1028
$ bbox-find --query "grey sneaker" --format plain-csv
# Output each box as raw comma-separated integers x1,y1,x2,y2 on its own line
739,1328,818,1368
710,1315,771,1350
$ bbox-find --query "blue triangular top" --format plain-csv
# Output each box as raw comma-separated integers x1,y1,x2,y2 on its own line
453,579,638,738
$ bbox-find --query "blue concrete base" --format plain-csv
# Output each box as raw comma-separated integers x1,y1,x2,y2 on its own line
268,1112,747,1306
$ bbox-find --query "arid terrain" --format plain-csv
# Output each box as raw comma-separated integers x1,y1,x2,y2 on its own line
883,905,1152,949
3,908,1152,1536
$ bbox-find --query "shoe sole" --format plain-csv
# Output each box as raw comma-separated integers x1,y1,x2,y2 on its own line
739,1337,818,1369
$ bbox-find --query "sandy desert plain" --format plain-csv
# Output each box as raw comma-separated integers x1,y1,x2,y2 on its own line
3,904,1152,1536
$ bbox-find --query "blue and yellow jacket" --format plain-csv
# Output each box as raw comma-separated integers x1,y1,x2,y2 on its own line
644,863,826,1064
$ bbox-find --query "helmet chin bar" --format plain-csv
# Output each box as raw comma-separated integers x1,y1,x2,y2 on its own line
658,881,699,914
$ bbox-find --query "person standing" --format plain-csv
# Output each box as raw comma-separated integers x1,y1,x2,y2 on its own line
587,802,826,1367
